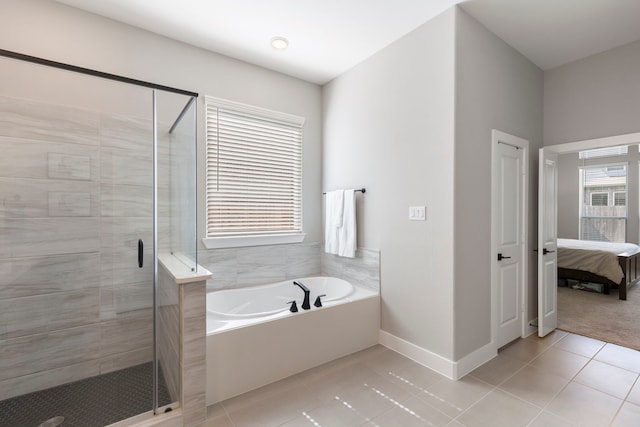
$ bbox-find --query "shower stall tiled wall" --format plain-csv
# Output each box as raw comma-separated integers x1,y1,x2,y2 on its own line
0,96,156,401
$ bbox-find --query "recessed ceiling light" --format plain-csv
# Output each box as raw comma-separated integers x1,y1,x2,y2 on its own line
271,37,289,50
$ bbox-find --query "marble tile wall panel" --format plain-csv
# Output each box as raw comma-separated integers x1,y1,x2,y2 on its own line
0,288,100,340
100,282,154,321
198,242,321,291
285,242,321,278
0,136,99,181
100,113,152,151
0,324,102,380
236,244,288,286
99,347,153,375
180,282,206,427
321,248,380,292
198,248,238,291
0,359,100,401
47,191,91,216
100,183,153,218
100,147,152,186
0,97,165,398
158,305,180,403
0,217,100,258
100,217,153,288
0,95,101,145
48,152,92,180
0,252,98,299
0,178,98,218
99,314,153,359
157,263,181,403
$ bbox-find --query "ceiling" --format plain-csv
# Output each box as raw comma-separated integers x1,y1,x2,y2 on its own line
55,0,640,85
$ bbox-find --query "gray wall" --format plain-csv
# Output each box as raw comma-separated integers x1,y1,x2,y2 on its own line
545,39,640,244
322,6,544,363
323,9,456,359
453,9,543,359
544,39,640,146
557,153,581,239
0,0,323,247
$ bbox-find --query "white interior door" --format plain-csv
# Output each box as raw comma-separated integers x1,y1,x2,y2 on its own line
538,148,558,337
493,131,528,348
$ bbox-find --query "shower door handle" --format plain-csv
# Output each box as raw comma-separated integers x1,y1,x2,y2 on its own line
138,239,144,268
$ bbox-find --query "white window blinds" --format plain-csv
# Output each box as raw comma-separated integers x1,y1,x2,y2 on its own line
205,96,304,238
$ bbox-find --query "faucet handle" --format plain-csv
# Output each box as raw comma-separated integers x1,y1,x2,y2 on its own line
313,294,326,308
288,300,298,313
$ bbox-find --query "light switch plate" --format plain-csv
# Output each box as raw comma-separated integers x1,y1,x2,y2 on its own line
409,206,426,221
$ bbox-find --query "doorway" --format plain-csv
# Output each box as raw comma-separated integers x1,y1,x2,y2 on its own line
537,132,640,341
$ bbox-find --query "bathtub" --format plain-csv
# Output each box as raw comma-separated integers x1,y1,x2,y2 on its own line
206,276,379,405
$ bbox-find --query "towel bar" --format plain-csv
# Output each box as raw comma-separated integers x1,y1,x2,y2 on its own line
322,188,365,195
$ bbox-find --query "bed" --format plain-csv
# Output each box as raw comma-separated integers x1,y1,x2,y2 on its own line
557,238,640,300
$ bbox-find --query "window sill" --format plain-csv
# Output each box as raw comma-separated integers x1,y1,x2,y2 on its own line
202,233,306,249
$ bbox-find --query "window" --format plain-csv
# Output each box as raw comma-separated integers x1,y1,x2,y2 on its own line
579,164,627,242
590,192,608,206
579,145,628,159
614,191,626,206
204,96,304,248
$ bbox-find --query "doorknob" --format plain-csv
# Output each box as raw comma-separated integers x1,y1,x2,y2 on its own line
543,248,555,255
497,253,511,261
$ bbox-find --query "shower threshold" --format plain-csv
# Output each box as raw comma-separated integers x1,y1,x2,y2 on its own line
0,362,173,427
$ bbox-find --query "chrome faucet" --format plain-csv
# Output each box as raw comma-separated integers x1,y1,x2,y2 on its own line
293,281,311,310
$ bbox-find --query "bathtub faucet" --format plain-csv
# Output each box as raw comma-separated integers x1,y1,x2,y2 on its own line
293,281,311,310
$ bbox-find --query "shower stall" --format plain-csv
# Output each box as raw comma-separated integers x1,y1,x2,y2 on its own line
0,51,198,426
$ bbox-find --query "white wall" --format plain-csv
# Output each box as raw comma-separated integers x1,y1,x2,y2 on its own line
453,9,543,359
323,9,456,358
0,0,323,245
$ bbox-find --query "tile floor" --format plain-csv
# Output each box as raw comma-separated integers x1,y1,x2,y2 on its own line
198,330,640,426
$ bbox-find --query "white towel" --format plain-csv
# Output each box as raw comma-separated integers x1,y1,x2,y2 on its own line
325,189,357,258
324,190,343,255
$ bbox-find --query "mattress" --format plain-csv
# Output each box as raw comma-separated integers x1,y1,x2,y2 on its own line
556,238,640,284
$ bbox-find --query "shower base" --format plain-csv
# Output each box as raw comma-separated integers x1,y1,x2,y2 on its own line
0,362,173,427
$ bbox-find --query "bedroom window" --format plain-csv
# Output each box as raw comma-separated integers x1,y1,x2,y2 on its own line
579,145,628,159
579,164,627,242
590,192,608,206
614,191,626,206
203,96,305,248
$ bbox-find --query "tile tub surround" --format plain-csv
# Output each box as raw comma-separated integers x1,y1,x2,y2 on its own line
198,242,322,291
321,247,381,292
0,95,158,398
198,243,380,293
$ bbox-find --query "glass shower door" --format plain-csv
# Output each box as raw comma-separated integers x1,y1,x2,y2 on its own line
0,55,170,426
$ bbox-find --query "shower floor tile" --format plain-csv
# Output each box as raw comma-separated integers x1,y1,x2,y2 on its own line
0,362,173,427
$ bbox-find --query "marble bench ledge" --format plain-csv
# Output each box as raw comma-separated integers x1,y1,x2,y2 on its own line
158,253,212,284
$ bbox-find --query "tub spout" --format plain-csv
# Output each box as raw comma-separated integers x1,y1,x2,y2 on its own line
293,281,311,310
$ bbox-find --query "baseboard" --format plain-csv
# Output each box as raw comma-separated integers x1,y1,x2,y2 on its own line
378,330,456,379
452,341,496,379
378,330,497,380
